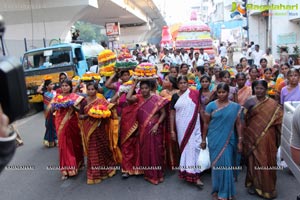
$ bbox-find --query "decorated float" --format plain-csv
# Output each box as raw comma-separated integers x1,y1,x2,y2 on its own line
174,12,215,63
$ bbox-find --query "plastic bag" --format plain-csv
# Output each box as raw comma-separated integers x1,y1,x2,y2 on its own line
197,147,211,171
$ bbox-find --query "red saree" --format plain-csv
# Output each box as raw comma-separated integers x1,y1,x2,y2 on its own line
137,94,168,184
160,91,180,170
120,101,142,175
243,97,283,199
54,93,84,177
79,98,118,184
164,102,180,170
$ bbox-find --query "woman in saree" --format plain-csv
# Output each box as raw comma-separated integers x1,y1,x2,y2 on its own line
201,83,243,200
110,75,142,178
263,68,276,99
243,80,283,199
127,79,168,185
79,82,119,184
275,63,290,100
37,78,58,147
280,68,300,104
219,70,238,102
245,65,259,87
236,72,252,107
160,74,180,170
170,75,204,187
52,79,84,180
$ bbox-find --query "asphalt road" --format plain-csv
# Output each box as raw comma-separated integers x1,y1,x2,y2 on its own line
0,112,299,200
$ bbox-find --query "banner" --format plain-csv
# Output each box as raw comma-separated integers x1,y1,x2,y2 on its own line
106,22,120,36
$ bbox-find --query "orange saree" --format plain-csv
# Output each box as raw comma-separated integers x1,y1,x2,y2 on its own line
237,86,252,106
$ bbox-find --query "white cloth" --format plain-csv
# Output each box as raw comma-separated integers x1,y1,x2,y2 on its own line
262,54,274,68
173,55,182,65
187,58,194,69
252,49,264,66
194,58,204,67
219,46,227,57
246,47,252,60
89,65,98,73
199,53,210,61
175,89,202,174
148,54,157,65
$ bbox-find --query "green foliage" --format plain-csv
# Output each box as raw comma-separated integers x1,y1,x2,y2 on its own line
293,45,300,56
74,21,108,43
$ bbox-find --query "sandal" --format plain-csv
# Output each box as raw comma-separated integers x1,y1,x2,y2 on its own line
122,173,129,179
195,179,204,188
61,175,68,180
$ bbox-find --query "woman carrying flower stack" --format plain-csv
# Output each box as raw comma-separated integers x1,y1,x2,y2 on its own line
52,79,84,180
79,82,120,184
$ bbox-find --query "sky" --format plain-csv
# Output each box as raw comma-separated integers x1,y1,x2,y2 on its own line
153,0,191,25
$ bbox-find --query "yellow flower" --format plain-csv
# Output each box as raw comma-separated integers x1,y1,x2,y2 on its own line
57,95,63,99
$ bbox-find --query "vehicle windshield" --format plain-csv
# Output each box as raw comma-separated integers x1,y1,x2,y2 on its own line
23,47,72,71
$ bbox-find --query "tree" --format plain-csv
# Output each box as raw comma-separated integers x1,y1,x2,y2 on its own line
74,21,108,43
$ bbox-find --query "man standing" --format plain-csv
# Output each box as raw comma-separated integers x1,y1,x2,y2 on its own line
252,44,264,66
263,48,274,68
227,43,234,66
219,43,227,58
199,48,210,62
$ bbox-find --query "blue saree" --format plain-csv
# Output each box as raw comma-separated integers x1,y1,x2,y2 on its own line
43,91,58,147
205,101,241,199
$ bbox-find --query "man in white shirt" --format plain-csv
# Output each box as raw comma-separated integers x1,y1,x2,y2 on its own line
186,52,194,70
180,48,189,64
263,48,274,68
173,49,182,65
252,44,264,66
160,48,173,64
194,52,205,66
219,43,227,58
199,48,210,62
89,58,99,73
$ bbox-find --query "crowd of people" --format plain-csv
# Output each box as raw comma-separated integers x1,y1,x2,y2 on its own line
35,43,300,200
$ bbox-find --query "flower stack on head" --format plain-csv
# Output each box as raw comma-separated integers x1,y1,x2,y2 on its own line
98,49,116,77
81,72,101,82
160,63,170,74
133,62,158,80
115,60,138,71
119,80,134,94
88,104,111,119
72,76,80,86
52,95,75,110
117,46,132,60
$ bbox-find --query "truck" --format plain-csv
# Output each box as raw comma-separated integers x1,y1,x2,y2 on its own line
22,43,88,106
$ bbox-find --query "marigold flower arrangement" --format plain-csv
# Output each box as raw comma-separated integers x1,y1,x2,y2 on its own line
52,95,75,110
133,63,158,79
98,50,117,77
81,72,101,81
88,105,111,119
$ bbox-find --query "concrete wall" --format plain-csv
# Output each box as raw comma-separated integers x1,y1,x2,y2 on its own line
248,14,268,51
270,0,300,59
247,0,300,60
